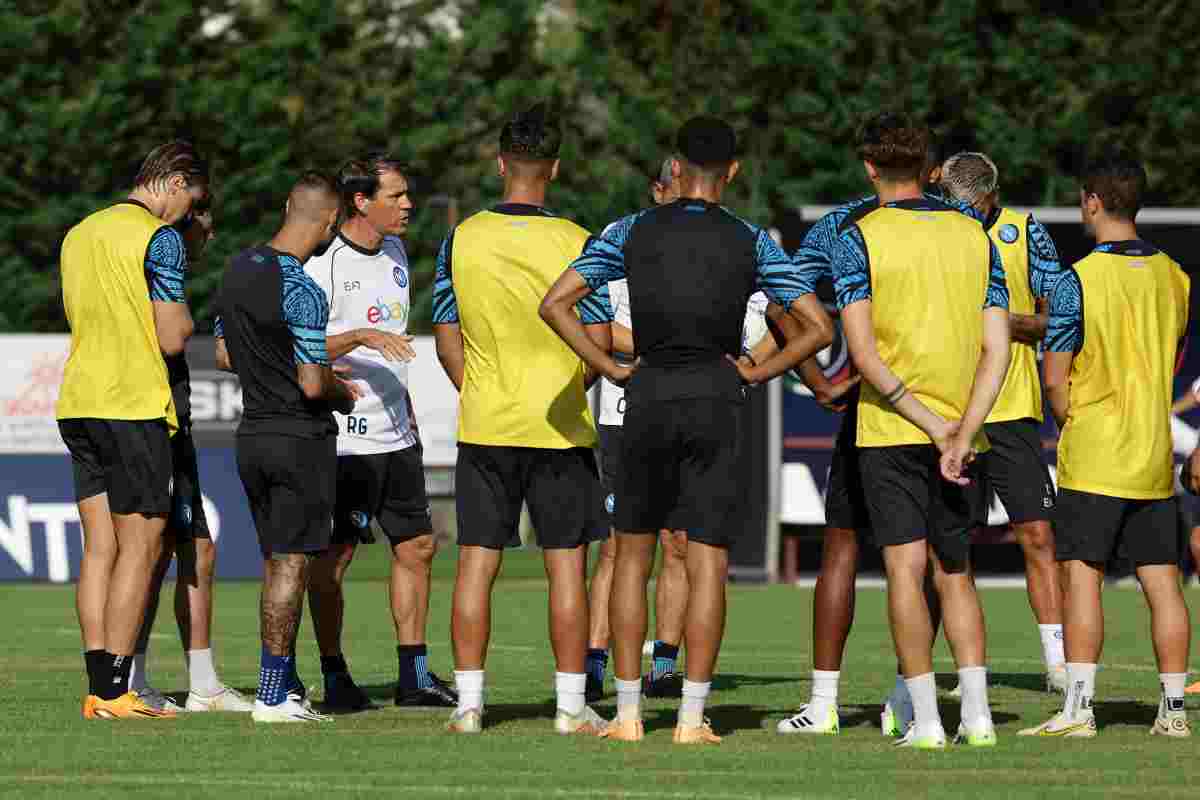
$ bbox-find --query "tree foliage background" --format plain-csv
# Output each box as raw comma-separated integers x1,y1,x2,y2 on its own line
1,0,1195,333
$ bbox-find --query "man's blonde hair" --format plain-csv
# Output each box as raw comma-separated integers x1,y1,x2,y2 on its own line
940,151,1000,206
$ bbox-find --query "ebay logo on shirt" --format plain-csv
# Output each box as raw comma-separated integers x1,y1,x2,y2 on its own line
367,297,409,326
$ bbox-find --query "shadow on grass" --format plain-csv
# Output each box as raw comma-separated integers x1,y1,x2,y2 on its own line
1093,699,1159,729
711,673,803,692
988,672,1052,693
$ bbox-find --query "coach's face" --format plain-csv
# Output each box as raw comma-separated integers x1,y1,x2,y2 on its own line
362,169,413,237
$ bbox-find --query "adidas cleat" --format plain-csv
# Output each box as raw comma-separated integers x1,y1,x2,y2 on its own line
252,697,331,723
185,684,254,712
84,692,178,720
446,707,483,734
322,673,374,711
776,704,839,735
1018,712,1096,738
554,705,606,736
395,672,457,708
135,686,184,713
599,716,644,742
894,723,946,749
673,718,722,745
954,719,997,747
642,671,684,698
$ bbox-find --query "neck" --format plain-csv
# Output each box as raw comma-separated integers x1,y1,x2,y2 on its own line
1093,216,1139,245
875,180,923,204
268,224,318,264
502,178,549,207
675,177,724,204
127,187,169,221
339,216,382,251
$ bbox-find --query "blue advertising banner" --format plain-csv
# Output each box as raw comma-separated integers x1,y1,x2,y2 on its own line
0,448,264,582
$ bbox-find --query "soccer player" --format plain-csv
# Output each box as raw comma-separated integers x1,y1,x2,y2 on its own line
59,140,208,719
542,116,833,744
1022,152,1192,739
216,171,358,723
302,155,457,709
589,158,781,703
776,145,943,736
938,151,1067,694
131,200,254,713
832,111,1011,749
433,105,613,735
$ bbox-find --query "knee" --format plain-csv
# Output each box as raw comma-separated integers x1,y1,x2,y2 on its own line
394,534,437,570
1016,522,1055,558
660,531,688,567
822,530,859,572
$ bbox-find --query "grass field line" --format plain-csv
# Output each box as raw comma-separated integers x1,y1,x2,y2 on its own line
3,773,815,799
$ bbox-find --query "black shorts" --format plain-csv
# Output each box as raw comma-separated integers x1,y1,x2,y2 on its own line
334,444,433,546
167,426,210,539
236,434,336,556
617,396,743,547
1054,488,1181,567
455,444,608,550
58,418,172,516
859,444,989,573
980,418,1055,525
597,424,623,521
825,394,871,532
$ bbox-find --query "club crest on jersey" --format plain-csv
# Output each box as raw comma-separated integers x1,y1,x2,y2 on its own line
393,266,408,288
999,224,1020,244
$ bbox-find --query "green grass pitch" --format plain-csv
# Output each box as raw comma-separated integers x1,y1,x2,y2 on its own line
0,547,1196,799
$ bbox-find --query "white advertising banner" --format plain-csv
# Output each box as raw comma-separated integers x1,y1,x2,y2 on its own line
0,334,461,464
0,335,71,454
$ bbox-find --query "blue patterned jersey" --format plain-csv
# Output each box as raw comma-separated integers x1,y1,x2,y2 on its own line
146,225,187,303
280,255,330,366
1044,267,1083,353
570,199,816,369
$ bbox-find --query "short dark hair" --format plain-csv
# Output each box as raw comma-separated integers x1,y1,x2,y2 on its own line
499,104,561,161
338,155,407,218
134,140,209,190
1081,150,1146,221
296,169,337,195
676,116,737,171
855,111,930,182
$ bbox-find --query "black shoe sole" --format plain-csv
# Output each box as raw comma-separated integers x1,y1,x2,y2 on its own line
394,690,457,708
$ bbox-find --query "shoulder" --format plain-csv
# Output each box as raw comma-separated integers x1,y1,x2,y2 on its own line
281,264,329,323
148,225,185,261
836,197,882,234
598,209,651,244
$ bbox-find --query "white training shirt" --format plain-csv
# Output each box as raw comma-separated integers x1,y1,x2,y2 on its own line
305,233,417,455
598,284,769,427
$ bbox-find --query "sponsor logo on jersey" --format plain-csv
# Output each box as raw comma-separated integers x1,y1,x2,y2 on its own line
366,297,409,326
998,223,1020,244
393,266,408,288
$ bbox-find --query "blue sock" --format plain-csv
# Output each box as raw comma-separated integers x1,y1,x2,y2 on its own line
586,648,608,684
397,644,432,690
652,641,679,680
285,657,304,697
258,647,292,707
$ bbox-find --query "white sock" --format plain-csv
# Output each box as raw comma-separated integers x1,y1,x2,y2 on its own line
129,652,149,692
614,677,642,722
808,670,839,715
555,672,586,716
455,669,485,713
957,666,991,727
1160,672,1187,714
1038,624,1065,669
679,679,711,727
186,648,221,696
1063,662,1097,720
904,673,942,735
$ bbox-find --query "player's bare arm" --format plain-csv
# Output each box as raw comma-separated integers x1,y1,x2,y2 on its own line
540,269,634,386
941,306,1012,483
729,295,832,385
297,362,359,415
841,298,955,448
583,322,614,388
327,328,416,363
214,335,232,372
433,322,466,391
1010,296,1048,344
611,321,634,358
1042,350,1072,430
